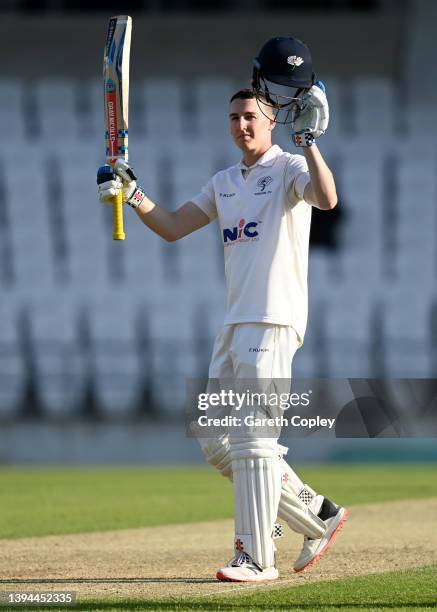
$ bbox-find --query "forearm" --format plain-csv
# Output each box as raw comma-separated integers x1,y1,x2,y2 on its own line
98,159,210,241
303,145,337,210
134,195,179,242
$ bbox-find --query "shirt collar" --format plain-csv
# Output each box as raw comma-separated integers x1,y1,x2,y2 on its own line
237,144,282,170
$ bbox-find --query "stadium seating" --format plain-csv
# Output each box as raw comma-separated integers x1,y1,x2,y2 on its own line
87,292,145,418
351,77,398,140
29,292,87,419
381,286,432,377
324,287,377,378
0,75,435,420
36,79,78,145
0,294,27,418
0,80,27,144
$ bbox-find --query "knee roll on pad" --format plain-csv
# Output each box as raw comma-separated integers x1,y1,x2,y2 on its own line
197,435,232,478
229,438,280,461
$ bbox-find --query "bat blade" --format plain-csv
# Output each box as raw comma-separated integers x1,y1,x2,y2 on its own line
103,15,132,241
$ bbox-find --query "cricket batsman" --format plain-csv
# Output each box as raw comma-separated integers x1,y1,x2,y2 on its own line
97,36,348,582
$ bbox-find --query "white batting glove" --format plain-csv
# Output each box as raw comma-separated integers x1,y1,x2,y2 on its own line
96,165,121,202
96,160,146,209
292,81,329,147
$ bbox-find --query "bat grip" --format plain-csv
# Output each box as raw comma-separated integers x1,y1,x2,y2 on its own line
112,189,125,241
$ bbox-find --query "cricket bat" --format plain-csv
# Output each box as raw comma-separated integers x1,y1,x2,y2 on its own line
103,15,132,241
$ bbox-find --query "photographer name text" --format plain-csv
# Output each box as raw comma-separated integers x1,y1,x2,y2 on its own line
197,415,335,429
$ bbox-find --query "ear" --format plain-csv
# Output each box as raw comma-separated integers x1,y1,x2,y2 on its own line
269,118,276,131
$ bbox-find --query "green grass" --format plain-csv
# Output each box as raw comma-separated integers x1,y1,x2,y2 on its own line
0,465,436,539
3,566,436,610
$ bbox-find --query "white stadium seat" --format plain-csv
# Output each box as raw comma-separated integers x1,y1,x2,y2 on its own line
36,79,78,145
0,80,26,144
351,77,397,139
3,150,56,295
29,292,86,419
381,286,432,377
148,296,199,416
405,105,437,140
0,294,26,418
87,293,145,419
324,287,375,377
394,154,436,286
195,78,237,144
143,78,184,143
337,150,384,287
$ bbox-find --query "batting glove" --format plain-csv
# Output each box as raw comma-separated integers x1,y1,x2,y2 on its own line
292,81,329,147
96,160,146,209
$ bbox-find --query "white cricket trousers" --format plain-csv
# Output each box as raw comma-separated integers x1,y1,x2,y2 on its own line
195,323,327,569
208,323,299,381
209,323,299,569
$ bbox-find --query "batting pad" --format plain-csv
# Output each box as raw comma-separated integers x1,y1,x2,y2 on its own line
232,455,281,569
197,435,326,539
278,467,326,539
277,444,326,538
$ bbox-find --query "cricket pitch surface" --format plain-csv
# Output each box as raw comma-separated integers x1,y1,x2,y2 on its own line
0,498,436,603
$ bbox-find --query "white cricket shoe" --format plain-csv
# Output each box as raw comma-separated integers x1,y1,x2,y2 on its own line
216,552,279,582
293,503,348,572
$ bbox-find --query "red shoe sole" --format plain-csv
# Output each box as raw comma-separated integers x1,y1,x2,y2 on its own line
294,509,349,573
216,570,245,582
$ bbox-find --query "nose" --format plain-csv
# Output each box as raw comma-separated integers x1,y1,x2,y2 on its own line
238,117,247,132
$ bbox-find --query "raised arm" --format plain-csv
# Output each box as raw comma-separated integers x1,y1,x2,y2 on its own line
97,159,210,242
291,81,337,210
302,144,337,210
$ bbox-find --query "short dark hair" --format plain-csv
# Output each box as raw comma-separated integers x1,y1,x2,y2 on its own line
230,88,256,103
230,88,269,106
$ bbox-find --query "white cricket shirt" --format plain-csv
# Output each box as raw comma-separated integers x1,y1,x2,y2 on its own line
191,145,312,344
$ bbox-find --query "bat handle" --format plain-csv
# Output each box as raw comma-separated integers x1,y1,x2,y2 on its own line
97,164,125,240
112,190,125,240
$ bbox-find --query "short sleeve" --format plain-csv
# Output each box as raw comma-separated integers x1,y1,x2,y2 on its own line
190,177,218,221
284,154,311,208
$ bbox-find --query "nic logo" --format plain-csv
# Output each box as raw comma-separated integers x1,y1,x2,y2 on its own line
255,175,273,195
223,218,259,244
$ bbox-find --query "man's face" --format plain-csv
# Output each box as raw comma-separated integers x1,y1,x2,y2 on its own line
229,97,275,153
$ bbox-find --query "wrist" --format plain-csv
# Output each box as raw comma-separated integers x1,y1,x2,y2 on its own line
135,192,155,214
126,185,147,209
301,142,319,156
